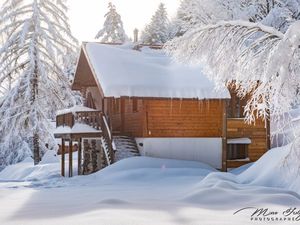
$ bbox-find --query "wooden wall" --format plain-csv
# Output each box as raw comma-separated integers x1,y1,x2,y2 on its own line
107,98,121,133
227,118,268,165
122,98,143,136
105,98,226,138
105,98,143,136
143,99,225,137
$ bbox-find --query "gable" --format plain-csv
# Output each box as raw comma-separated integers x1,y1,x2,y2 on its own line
72,48,99,92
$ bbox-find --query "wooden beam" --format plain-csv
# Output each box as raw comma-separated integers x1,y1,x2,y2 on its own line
69,140,73,177
120,97,126,133
61,139,65,177
222,101,228,172
142,100,150,137
266,118,271,150
78,138,82,176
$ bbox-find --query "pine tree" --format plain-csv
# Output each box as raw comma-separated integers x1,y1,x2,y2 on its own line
0,0,78,167
173,0,207,36
171,0,300,37
95,2,127,43
140,3,170,45
171,0,236,36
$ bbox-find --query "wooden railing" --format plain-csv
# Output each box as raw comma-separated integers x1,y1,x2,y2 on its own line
56,110,115,164
56,113,74,128
76,111,103,130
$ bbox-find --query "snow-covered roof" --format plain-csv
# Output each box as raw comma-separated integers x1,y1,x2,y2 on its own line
85,43,231,99
56,105,98,116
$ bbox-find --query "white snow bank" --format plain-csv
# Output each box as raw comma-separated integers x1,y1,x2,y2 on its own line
40,150,59,164
1,153,300,225
0,152,77,181
85,43,231,99
56,105,97,116
0,159,59,181
178,141,299,194
72,156,216,186
99,156,216,173
237,144,300,193
229,163,253,175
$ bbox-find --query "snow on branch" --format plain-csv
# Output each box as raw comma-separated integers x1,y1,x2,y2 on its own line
166,20,300,123
0,0,79,167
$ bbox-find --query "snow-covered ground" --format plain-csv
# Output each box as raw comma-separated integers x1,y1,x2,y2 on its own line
0,145,300,225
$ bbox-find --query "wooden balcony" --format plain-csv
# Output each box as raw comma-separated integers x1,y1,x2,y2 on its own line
54,106,115,177
55,110,104,139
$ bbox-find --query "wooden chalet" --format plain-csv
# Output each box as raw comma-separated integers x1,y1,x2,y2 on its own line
54,42,270,176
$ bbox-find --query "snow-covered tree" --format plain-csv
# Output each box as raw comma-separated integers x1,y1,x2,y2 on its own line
0,0,78,167
167,0,300,123
95,2,127,43
236,0,300,32
166,20,300,124
172,0,235,36
140,3,170,45
171,0,300,37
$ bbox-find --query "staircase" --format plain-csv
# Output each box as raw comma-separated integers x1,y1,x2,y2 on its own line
56,107,140,175
114,136,140,161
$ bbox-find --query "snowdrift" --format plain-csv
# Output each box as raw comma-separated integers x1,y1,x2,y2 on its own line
238,144,300,193
0,144,299,198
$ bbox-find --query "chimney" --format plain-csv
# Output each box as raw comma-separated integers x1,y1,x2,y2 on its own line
133,28,139,43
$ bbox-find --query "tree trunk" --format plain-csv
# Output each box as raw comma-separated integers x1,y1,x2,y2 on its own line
33,133,40,165
32,48,40,165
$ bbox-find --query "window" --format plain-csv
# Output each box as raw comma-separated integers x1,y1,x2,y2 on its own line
227,144,248,160
132,99,138,112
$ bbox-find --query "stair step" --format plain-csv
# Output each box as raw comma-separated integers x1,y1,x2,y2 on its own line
113,136,140,161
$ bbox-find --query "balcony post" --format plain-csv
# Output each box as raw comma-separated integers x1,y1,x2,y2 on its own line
69,139,73,177
61,138,65,177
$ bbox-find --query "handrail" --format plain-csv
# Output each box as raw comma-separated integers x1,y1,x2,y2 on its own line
99,112,115,163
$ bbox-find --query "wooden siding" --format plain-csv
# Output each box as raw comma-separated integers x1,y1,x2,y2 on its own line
108,98,121,133
108,98,143,136
122,98,144,136
227,118,268,162
144,99,225,137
